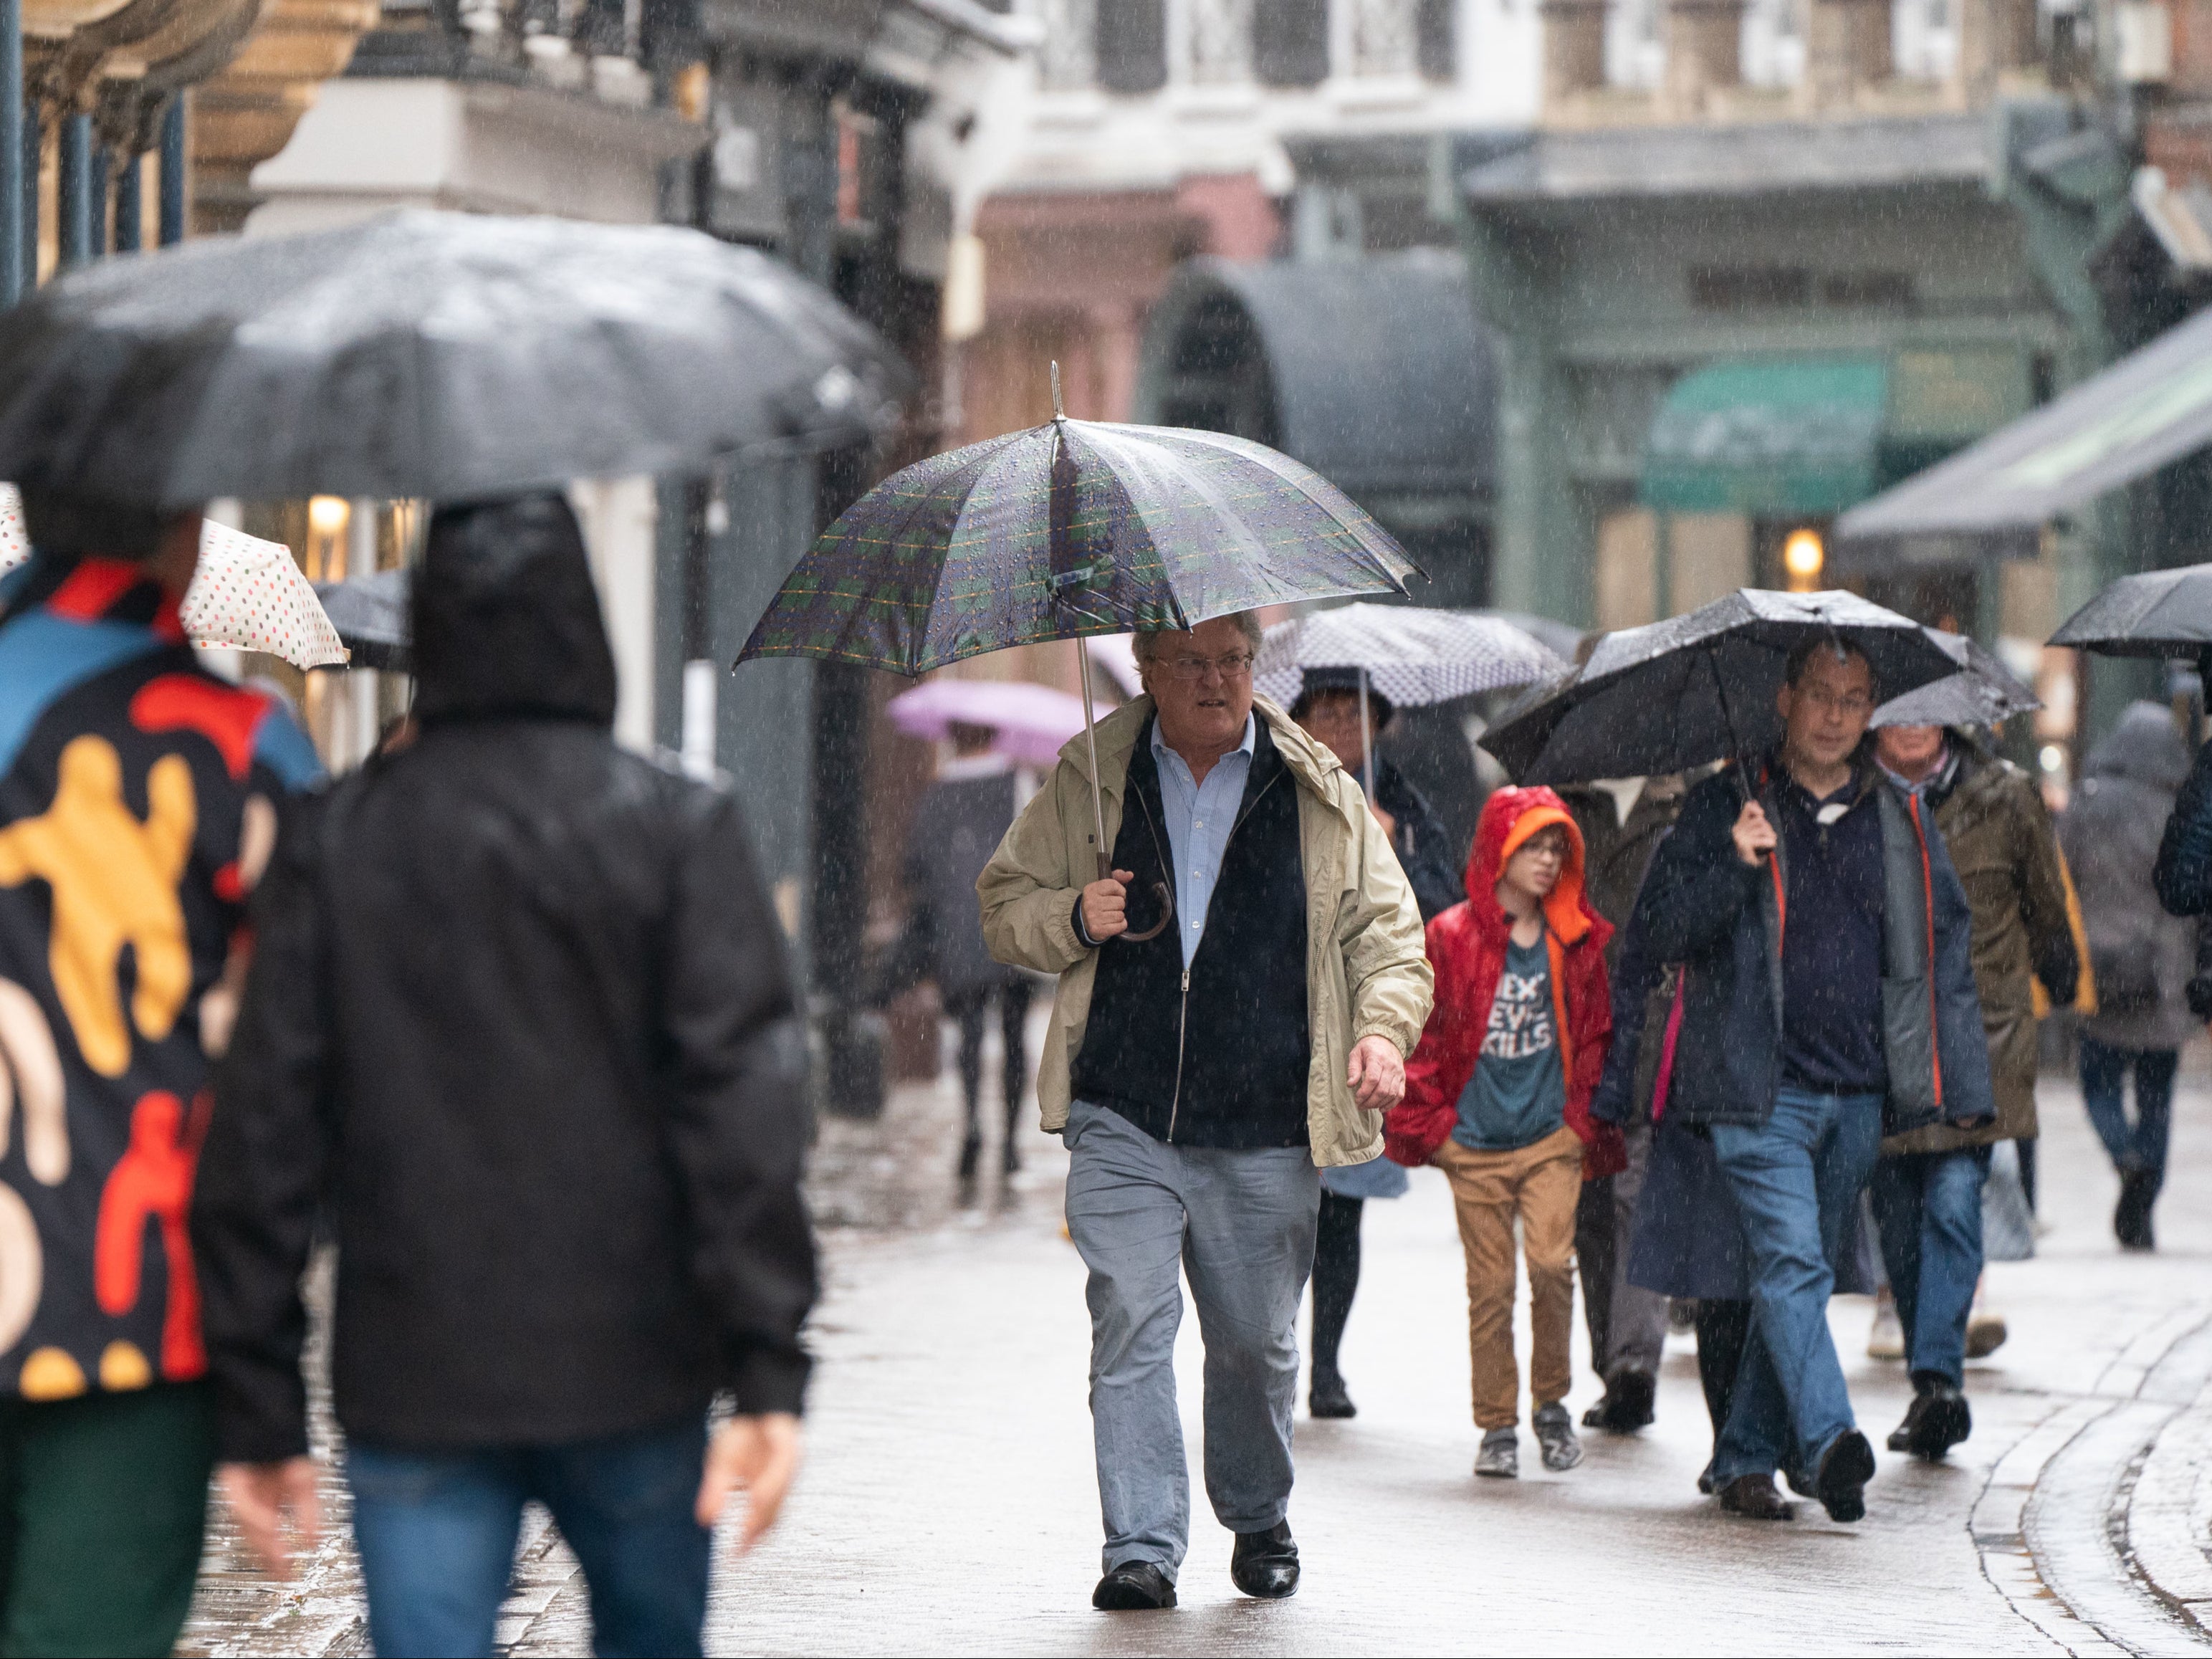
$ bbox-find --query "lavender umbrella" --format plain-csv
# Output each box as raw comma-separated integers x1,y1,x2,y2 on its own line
886,679,1086,770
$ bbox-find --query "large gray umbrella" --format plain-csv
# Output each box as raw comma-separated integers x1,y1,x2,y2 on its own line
313,568,412,673
0,209,911,507
1481,588,1959,784
1869,630,2041,730
2049,563,2212,659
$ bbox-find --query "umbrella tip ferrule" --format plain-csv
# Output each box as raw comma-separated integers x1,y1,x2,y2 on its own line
1050,360,1064,422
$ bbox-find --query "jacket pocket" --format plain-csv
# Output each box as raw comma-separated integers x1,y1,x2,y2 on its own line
1880,975,1939,1128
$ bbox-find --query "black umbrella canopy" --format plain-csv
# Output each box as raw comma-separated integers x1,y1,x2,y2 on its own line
2049,563,2212,660
313,567,412,673
1870,630,2040,730
1482,588,1960,785
0,210,912,508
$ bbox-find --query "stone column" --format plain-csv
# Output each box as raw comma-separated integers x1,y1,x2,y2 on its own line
1541,0,1611,106
1801,0,1892,109
1663,0,1746,115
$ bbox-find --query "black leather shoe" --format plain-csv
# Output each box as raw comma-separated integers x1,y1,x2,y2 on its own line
1092,1562,1177,1611
1230,1521,1300,1600
1718,1473,1795,1521
1593,1368,1657,1434
1904,1375,1971,1460
1308,1371,1356,1419
1816,1429,1876,1524
1886,1392,1923,1453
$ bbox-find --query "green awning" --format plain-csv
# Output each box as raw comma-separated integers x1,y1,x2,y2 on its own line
1641,356,1889,515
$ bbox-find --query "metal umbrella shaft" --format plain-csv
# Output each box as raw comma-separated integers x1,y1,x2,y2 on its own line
1052,360,1169,944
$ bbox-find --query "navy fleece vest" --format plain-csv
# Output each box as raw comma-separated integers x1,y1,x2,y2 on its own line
1072,719,1310,1147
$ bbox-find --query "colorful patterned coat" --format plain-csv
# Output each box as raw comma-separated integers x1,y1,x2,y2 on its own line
0,551,319,1403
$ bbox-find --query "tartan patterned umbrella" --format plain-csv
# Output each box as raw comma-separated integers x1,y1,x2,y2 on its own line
737,416,1418,675
739,401,1418,932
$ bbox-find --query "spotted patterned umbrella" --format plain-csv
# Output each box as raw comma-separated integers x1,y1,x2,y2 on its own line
0,484,346,668
739,389,1419,935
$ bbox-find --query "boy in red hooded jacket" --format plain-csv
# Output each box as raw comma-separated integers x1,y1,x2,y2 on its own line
1386,786,1623,1481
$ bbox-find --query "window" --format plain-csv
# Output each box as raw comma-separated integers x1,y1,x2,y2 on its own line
1255,0,1329,84
1097,0,1169,91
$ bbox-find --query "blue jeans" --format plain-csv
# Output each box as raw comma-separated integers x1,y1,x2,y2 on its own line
1061,1100,1319,1581
1869,1147,1990,1386
347,1417,710,1659
1709,1089,1883,1487
2079,1037,2176,1187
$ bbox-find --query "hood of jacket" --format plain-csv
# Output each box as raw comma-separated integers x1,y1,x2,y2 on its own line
1465,785,1609,953
2084,701,2190,793
412,493,618,727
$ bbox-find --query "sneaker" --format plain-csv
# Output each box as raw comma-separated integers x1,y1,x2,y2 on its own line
1475,1428,1518,1479
1532,1401,1584,1471
1867,1294,1905,1361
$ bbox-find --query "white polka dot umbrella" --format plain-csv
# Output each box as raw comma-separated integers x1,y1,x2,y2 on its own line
0,484,347,669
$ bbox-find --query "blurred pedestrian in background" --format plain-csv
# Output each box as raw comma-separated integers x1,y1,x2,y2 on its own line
196,495,818,1659
1386,787,1622,1482
1292,669,1460,1420
979,616,1430,1612
0,488,320,1657
1634,640,1991,1525
2062,701,2199,1251
896,717,1035,1198
1868,722,2076,1459
1559,770,1685,1435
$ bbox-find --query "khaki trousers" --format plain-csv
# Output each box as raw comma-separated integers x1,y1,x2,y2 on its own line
1435,1126,1584,1431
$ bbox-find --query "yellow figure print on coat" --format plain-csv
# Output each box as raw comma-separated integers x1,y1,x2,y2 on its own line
0,736,195,1076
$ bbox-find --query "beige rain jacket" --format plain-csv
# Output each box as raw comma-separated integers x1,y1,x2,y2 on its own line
976,693,1434,1167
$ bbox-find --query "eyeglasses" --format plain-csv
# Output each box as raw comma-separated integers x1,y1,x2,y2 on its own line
1160,651,1255,683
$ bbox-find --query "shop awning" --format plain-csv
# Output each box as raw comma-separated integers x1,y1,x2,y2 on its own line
1641,357,1891,517
1834,304,2212,569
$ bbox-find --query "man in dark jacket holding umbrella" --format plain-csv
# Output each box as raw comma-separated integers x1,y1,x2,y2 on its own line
1637,636,1991,1524
194,495,817,1658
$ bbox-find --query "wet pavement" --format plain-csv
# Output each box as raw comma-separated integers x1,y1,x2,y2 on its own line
179,1013,2212,1655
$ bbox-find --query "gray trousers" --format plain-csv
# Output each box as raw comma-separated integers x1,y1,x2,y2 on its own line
1061,1100,1320,1580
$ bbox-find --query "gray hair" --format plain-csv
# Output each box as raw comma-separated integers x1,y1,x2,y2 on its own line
1131,612,1263,666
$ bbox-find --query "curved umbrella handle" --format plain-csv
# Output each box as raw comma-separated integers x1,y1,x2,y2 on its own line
1119,879,1174,945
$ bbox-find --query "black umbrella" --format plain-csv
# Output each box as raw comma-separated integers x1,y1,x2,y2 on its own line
314,568,412,673
1869,630,2040,730
0,209,911,507
2049,563,2212,659
1481,588,1960,785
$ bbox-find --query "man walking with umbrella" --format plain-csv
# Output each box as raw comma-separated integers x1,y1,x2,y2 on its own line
1636,636,1991,1523
978,612,1432,1611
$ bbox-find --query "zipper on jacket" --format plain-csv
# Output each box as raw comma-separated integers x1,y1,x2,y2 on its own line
1167,967,1191,1142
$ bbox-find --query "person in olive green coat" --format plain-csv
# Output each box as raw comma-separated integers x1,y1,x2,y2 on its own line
1869,725,2077,1460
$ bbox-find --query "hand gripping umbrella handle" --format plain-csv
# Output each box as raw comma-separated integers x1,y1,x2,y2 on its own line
1095,848,1174,944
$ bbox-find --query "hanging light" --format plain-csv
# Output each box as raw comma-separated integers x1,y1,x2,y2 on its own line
1783,527,1824,592
305,495,350,582
307,495,350,537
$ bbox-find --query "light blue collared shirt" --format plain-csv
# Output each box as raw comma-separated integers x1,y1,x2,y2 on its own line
1150,713,1258,967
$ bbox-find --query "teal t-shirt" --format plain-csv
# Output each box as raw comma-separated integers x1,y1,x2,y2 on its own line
1451,932,1566,1152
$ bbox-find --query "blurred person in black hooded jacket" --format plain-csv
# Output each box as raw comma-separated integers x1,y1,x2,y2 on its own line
193,494,817,1659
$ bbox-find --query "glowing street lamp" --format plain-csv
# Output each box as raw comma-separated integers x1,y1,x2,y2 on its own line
1783,527,1824,593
